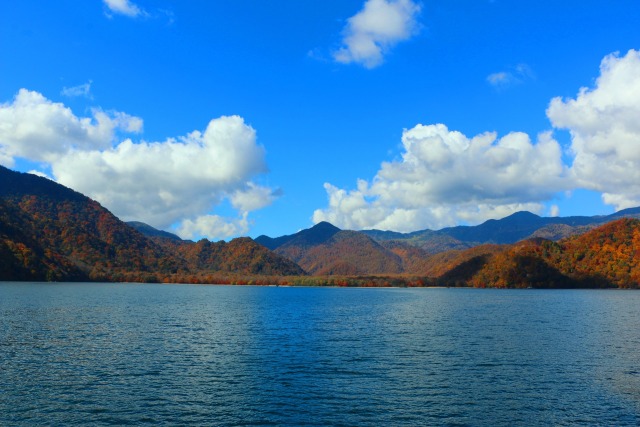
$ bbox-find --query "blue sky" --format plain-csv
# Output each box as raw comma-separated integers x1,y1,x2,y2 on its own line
1,0,639,240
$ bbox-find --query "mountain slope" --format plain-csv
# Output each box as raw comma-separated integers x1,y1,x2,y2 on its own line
0,197,87,281
0,166,304,281
157,237,305,276
0,167,187,281
436,219,640,288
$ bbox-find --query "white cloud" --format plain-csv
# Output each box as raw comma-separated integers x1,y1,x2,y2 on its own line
0,89,142,163
487,63,534,89
487,72,511,86
61,81,93,99
316,50,640,232
314,124,569,231
0,89,275,240
177,213,249,241
52,116,269,231
0,149,13,168
103,0,145,17
334,0,421,69
229,183,279,212
547,49,640,210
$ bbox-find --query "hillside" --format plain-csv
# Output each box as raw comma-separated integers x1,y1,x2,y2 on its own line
436,219,640,288
158,237,305,276
0,166,304,282
0,167,186,281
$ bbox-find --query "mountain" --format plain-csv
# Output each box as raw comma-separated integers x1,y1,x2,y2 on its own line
0,166,304,282
257,207,640,279
256,222,408,275
255,221,341,250
361,208,640,253
435,218,640,288
0,166,186,282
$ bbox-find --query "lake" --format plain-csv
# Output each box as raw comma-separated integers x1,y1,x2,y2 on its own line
1,283,640,426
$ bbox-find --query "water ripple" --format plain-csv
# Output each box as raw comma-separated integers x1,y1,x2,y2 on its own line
1,284,640,425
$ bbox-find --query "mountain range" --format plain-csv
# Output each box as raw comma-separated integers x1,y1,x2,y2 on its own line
2,164,640,288
254,208,640,277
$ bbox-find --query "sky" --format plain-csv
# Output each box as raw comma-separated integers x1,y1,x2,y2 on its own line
1,0,640,241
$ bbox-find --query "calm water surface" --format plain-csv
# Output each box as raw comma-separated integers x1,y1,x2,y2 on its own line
1,283,640,426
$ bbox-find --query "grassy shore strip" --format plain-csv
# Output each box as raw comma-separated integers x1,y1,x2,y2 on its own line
87,272,437,287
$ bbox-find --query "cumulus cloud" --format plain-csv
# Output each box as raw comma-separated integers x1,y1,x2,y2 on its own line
0,89,275,240
0,89,142,163
334,0,421,68
103,0,145,17
52,116,268,231
61,81,93,99
314,124,569,231
547,49,640,210
316,50,640,232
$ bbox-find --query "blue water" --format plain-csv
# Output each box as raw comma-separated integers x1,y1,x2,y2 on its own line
1,283,640,426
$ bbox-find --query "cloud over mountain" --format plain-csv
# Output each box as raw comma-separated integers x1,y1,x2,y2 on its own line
314,125,568,232
0,90,275,240
315,49,640,232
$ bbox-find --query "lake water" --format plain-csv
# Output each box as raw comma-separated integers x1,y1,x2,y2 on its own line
1,283,640,426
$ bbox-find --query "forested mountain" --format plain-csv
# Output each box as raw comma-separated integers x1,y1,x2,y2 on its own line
434,219,640,288
257,222,404,274
3,164,640,288
0,166,303,282
158,237,304,276
256,208,640,277
257,210,640,286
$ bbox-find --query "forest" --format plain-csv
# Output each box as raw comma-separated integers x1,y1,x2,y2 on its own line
2,165,640,288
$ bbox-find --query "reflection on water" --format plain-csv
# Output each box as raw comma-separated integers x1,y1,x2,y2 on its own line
1,283,639,425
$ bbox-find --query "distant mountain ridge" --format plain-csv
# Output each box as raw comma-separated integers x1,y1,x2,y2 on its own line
361,208,640,253
255,221,341,250
127,221,183,241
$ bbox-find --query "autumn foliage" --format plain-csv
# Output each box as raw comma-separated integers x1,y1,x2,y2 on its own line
2,165,640,288
434,219,640,288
